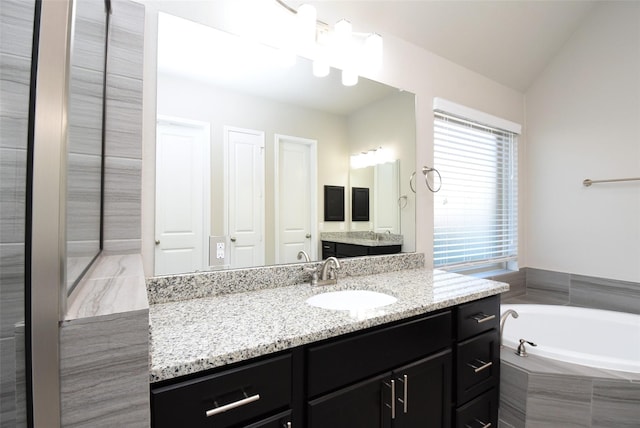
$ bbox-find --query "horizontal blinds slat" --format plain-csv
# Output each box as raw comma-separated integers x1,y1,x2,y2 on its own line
434,111,518,269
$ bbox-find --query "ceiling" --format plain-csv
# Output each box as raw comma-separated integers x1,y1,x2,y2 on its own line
306,0,598,91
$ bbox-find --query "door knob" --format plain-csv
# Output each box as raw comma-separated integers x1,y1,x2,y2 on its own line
230,237,236,242
155,240,160,245
306,233,311,239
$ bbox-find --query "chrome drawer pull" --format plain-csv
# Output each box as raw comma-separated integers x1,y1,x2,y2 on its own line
465,420,491,428
396,374,408,414
467,359,493,373
205,393,260,417
391,379,396,419
402,374,408,414
471,313,496,323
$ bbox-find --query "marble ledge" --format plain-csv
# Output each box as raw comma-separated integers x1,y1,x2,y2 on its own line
65,253,148,322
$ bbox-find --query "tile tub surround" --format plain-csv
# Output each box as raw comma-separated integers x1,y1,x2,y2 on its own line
503,268,640,314
320,231,404,246
148,268,508,382
499,349,640,428
146,252,425,305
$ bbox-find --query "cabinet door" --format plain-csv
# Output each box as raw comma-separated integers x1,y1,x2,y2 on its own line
308,372,390,428
244,410,292,428
392,349,452,428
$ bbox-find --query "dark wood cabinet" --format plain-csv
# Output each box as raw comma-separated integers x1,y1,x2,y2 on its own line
307,311,452,427
453,295,501,428
151,354,292,428
150,295,502,428
321,240,401,259
308,350,451,428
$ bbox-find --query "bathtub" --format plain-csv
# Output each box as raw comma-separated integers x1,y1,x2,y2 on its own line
501,304,640,374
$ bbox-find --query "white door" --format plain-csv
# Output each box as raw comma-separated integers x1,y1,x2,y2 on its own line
225,127,265,268
374,160,400,233
275,135,317,264
155,118,210,275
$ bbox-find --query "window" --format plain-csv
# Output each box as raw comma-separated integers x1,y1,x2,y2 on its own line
433,100,519,273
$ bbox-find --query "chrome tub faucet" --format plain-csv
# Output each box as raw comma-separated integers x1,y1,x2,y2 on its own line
500,309,519,347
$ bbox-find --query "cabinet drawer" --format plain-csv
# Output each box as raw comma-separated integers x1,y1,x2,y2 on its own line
151,354,291,428
244,410,292,428
336,242,368,257
455,388,498,428
457,295,499,341
307,311,452,397
456,330,499,404
321,241,336,259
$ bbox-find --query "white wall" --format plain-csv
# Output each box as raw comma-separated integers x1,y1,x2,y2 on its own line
157,73,349,265
139,0,525,274
347,91,416,252
525,2,640,282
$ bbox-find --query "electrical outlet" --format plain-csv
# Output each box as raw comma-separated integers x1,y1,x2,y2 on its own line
216,242,224,259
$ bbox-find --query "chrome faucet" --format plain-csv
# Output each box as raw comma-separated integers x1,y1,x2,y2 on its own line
297,250,310,262
318,256,341,285
500,309,519,347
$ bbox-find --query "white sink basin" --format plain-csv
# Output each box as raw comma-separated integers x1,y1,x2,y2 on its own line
306,290,397,311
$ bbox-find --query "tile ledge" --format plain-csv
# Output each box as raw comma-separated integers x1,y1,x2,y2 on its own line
65,253,149,321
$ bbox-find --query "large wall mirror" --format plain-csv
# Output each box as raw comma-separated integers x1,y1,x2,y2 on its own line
153,11,416,276
65,0,110,293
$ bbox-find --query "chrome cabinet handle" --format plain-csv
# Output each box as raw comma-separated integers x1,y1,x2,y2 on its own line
283,422,291,428
397,374,408,413
467,359,493,373
205,393,260,417
471,313,496,323
465,419,491,428
390,379,396,419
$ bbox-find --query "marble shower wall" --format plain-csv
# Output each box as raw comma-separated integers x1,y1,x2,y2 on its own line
0,0,34,425
102,0,144,254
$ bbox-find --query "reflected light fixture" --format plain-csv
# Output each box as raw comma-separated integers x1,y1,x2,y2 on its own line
275,0,383,86
350,147,393,169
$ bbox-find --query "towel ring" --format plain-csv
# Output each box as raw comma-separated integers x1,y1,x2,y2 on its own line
422,166,442,192
398,195,408,208
409,172,417,193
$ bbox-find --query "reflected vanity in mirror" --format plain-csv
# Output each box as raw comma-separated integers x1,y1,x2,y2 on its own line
153,11,416,276
65,0,110,294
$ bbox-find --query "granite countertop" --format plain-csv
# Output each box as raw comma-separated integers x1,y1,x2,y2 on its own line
148,268,508,383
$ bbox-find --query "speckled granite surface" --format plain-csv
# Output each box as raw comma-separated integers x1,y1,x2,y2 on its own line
320,231,403,247
149,268,508,383
147,252,424,305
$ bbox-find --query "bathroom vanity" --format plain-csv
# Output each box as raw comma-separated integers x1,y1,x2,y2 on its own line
320,232,403,259
148,262,505,428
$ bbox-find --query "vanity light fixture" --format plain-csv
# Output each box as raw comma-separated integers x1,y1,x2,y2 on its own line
350,147,393,169
275,0,383,85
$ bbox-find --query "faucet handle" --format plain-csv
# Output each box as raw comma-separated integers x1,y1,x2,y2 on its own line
515,338,537,357
304,267,318,286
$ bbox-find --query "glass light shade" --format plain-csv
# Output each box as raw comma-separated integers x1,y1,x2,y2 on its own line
363,33,383,71
334,19,352,41
342,69,358,86
296,4,317,47
313,58,330,77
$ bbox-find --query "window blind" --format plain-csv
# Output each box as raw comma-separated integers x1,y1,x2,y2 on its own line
433,111,518,270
